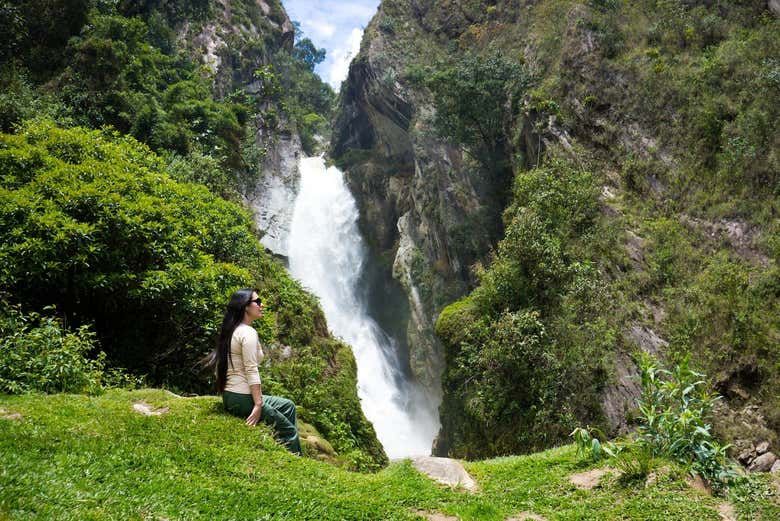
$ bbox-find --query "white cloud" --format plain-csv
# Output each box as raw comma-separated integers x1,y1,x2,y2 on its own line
282,1,379,91
306,20,336,39
327,27,363,89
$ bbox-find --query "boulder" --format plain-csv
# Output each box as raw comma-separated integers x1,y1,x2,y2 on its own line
411,456,478,492
756,441,770,455
771,460,780,474
748,452,777,472
770,1,780,18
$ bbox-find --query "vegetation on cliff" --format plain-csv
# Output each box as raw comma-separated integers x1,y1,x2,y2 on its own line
332,0,779,460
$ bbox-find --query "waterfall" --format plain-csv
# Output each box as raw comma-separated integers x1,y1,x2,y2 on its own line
288,156,439,459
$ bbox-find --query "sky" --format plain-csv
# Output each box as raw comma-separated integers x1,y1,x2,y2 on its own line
281,0,381,90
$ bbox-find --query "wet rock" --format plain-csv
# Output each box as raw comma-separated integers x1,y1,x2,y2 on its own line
748,452,777,473
411,456,478,492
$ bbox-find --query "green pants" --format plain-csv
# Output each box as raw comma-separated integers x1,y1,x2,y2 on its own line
222,391,301,455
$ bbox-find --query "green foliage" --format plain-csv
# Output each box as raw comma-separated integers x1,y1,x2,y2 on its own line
437,156,613,458
571,426,615,462
571,357,740,491
611,442,657,482
0,122,271,388
635,355,737,490
0,66,72,133
57,13,247,170
293,37,326,71
420,51,531,175
270,49,335,154
0,303,104,395
263,338,388,471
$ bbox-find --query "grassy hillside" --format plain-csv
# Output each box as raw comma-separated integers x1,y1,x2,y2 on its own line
1,389,778,520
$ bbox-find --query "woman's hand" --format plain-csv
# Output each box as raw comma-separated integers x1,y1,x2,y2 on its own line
246,401,263,426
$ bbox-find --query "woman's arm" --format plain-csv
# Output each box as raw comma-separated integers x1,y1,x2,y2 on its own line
240,326,264,425
245,383,263,425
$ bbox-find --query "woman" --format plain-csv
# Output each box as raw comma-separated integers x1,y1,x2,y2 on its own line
209,288,301,454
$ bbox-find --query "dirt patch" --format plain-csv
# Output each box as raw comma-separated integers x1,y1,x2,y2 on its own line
414,510,458,521
686,474,711,495
0,409,23,421
569,468,615,490
132,401,170,416
717,503,737,521
506,512,547,521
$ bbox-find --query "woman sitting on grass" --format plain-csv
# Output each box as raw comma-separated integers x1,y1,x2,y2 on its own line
208,288,301,454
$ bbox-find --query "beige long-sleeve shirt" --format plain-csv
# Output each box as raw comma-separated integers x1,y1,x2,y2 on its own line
224,323,264,394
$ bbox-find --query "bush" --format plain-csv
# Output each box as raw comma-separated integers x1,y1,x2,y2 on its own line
0,121,280,388
421,51,531,175
436,156,610,458
572,356,739,493
0,303,104,395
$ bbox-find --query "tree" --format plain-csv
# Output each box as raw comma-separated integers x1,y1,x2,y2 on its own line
293,37,327,71
424,52,530,176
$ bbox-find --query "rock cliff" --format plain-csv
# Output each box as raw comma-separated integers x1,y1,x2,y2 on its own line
331,0,542,403
332,0,780,457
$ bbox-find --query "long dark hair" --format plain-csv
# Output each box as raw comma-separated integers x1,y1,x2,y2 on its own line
204,288,256,393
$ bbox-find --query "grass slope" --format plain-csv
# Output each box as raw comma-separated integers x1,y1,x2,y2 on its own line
2,390,778,520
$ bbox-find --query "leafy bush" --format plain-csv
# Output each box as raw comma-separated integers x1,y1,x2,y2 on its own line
0,121,289,388
572,356,738,492
0,303,104,395
571,426,614,462
419,51,531,175
634,355,736,487
436,156,611,458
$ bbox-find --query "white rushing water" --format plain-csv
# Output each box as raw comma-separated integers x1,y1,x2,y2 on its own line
288,156,439,459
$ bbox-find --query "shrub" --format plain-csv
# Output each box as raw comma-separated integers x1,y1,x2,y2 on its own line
436,156,610,458
0,121,282,389
572,356,738,493
422,51,531,176
636,354,737,490
0,303,104,394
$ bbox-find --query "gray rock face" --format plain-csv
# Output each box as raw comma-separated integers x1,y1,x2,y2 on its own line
244,128,302,258
771,459,780,474
411,456,478,492
748,452,778,473
770,1,780,18
176,0,294,96
331,4,538,402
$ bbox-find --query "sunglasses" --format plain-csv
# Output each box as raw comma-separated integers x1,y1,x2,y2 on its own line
247,297,262,306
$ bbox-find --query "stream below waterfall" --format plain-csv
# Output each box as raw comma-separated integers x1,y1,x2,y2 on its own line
286,156,439,459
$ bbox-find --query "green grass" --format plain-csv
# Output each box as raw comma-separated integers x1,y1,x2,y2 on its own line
2,390,777,520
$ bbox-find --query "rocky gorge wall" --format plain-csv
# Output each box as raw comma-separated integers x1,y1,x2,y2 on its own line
331,0,780,457
331,0,544,404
